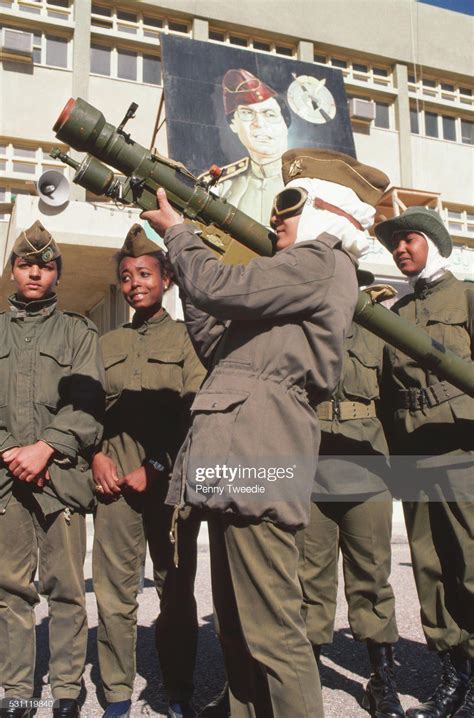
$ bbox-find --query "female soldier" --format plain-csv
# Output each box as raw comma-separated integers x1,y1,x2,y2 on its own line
91,224,205,718
376,207,474,718
296,309,404,718
142,148,389,718
0,221,103,718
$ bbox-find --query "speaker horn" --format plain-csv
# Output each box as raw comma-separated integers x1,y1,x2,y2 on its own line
36,169,70,207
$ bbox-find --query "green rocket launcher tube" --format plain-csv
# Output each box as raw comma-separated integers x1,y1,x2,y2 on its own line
52,98,474,397
53,97,274,256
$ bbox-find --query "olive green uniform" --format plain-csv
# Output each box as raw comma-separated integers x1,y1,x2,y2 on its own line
92,310,205,704
384,271,474,658
0,294,103,700
296,323,398,646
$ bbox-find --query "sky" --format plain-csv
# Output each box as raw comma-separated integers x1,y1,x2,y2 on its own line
418,0,474,15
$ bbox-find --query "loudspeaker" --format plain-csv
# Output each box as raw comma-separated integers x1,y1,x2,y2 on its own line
36,169,70,207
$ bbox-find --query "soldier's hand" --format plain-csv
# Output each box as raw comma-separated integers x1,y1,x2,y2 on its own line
119,466,148,493
5,441,55,482
36,469,51,489
92,452,122,497
140,188,183,235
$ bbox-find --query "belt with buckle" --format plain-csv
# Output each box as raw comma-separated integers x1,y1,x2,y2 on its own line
316,399,376,421
398,381,465,411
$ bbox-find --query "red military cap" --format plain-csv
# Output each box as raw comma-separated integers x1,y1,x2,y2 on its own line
222,68,277,115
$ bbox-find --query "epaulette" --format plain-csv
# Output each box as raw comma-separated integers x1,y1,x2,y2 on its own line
64,311,99,332
198,156,250,183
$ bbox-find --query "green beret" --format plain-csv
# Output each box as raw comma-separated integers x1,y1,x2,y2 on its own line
375,207,452,258
11,220,60,263
120,223,161,257
281,148,390,206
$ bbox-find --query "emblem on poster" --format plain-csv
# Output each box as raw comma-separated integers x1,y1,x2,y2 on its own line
287,75,337,124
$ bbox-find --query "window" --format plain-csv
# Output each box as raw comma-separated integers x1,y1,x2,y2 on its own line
353,63,368,73
314,54,326,64
0,140,65,178
45,34,67,67
408,75,473,108
90,44,161,85
229,35,248,47
410,109,419,134
208,29,296,58
143,54,161,85
374,102,390,129
442,115,456,141
1,0,71,18
117,48,137,81
91,43,111,75
425,112,439,138
461,119,474,145
209,30,224,42
90,6,189,38
331,58,347,69
444,208,474,236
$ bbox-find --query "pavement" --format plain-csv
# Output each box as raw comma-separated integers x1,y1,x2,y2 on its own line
1,501,443,717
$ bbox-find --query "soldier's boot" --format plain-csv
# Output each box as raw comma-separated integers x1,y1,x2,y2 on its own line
361,641,405,717
198,685,230,718
102,701,131,718
406,649,470,718
52,699,80,718
452,661,474,718
0,699,33,718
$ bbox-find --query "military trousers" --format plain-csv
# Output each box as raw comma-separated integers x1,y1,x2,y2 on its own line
0,487,87,700
296,495,398,646
93,480,200,703
403,465,474,658
208,515,323,718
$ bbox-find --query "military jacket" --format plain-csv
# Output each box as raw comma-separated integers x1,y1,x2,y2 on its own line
164,225,358,530
99,310,205,478
0,295,103,515
384,271,474,464
314,322,389,497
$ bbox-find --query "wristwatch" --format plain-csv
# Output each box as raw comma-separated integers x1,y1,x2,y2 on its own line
147,458,166,473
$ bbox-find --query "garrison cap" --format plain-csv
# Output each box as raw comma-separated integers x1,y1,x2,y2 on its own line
11,220,60,263
223,68,277,115
120,223,161,257
281,148,390,206
374,206,452,258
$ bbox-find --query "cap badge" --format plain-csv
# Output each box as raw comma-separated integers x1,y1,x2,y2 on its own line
41,247,54,262
289,159,303,178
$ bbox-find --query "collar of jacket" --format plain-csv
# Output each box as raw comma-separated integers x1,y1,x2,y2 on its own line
8,292,57,317
131,307,170,332
414,270,453,298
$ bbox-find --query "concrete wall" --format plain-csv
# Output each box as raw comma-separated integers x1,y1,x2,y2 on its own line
89,77,163,150
138,0,473,77
353,127,401,187
0,65,72,141
411,135,474,204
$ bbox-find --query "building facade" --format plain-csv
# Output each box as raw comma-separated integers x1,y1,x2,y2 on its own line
0,0,472,328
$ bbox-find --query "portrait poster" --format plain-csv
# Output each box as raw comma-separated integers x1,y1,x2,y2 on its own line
161,34,355,225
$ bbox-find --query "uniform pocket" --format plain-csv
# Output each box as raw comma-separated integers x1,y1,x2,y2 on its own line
426,310,470,361
141,349,184,392
36,346,73,408
0,347,11,407
103,352,128,396
187,390,249,475
344,342,380,400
